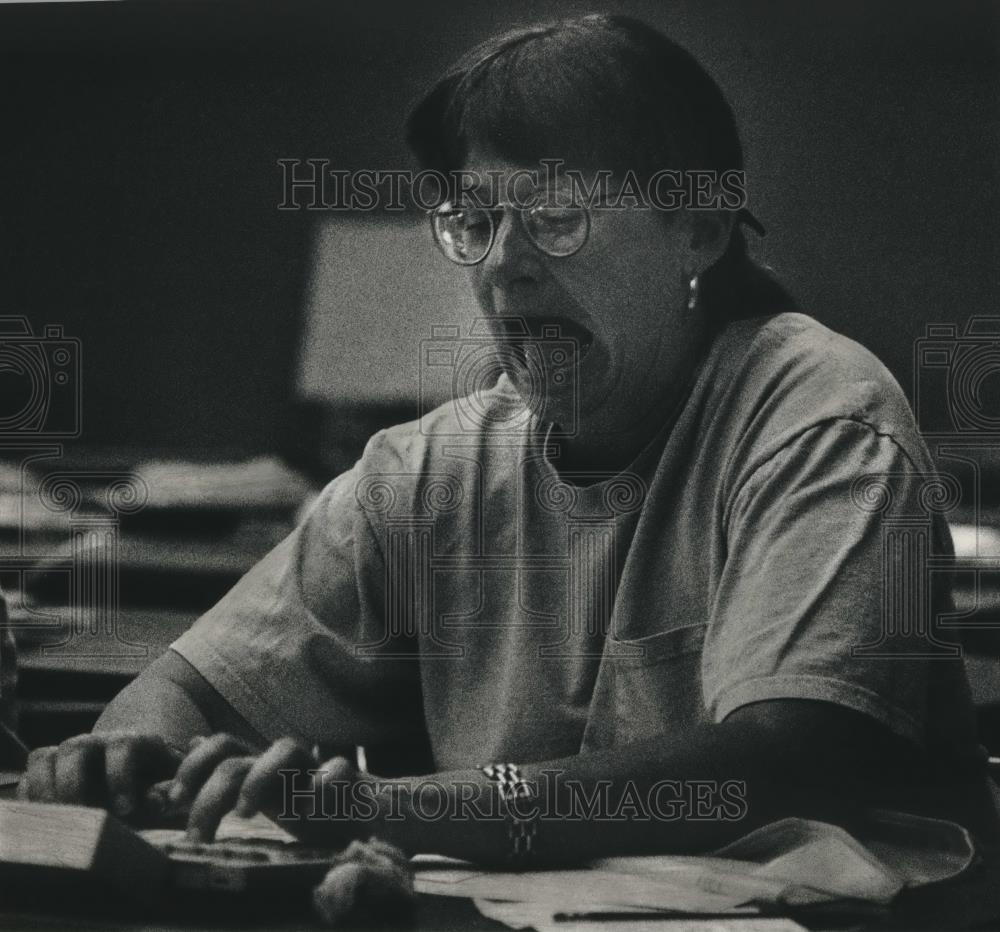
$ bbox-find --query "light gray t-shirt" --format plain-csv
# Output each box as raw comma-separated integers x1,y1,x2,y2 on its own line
173,312,991,826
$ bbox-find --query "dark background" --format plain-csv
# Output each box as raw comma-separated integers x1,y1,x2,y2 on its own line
0,0,997,459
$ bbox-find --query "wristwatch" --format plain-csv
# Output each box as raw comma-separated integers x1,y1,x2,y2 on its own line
480,762,538,860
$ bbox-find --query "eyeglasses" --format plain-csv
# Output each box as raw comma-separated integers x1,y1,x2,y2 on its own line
430,201,590,265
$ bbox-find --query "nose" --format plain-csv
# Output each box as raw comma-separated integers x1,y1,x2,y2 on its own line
480,209,543,288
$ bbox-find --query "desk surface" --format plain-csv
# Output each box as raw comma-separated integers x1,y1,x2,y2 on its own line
3,780,1000,932
1,895,503,932
4,848,1000,932
6,878,1000,932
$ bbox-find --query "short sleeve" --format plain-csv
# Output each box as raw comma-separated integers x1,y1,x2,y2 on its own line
171,461,424,747
703,417,953,748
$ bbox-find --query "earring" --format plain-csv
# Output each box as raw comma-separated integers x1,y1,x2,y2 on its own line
686,273,700,313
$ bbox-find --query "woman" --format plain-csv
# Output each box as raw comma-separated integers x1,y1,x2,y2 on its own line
22,13,999,863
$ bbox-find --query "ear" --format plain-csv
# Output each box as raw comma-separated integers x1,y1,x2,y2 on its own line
687,209,734,274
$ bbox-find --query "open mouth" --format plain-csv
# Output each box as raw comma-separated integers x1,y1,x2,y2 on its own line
501,316,594,372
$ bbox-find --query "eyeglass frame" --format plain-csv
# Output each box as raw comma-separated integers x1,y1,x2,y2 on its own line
428,200,592,266
428,198,766,267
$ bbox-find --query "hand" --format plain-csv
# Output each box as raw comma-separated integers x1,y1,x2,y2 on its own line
170,734,371,845
18,732,184,820
312,838,415,927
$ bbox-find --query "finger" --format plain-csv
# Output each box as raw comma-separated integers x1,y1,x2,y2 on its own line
234,737,315,818
170,733,250,807
364,837,410,870
185,755,254,843
316,754,356,783
53,735,105,805
19,746,57,801
141,780,179,821
353,860,416,908
313,862,366,926
314,754,357,809
105,734,179,818
313,859,415,927
300,756,358,831
333,838,403,873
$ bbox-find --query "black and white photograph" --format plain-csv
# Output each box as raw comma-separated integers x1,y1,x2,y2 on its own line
1,1,999,929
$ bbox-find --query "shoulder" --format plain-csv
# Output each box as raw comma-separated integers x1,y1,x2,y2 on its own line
344,375,527,519
362,374,527,468
706,313,924,456
712,313,911,421
715,313,907,422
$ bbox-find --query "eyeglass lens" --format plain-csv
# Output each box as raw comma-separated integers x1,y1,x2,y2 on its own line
432,205,588,265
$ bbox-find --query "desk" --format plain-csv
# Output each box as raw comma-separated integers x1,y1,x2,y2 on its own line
0,778,501,931
6,874,1000,932
1,893,502,932
2,791,1000,932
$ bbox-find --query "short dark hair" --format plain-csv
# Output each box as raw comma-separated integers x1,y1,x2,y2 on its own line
406,13,796,321
406,14,742,181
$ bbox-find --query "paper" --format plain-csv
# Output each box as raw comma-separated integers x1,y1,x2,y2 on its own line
412,809,975,931
146,810,975,930
416,865,762,913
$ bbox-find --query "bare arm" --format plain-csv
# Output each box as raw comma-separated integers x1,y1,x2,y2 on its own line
173,698,923,861
94,648,265,751
373,699,917,863
20,648,265,814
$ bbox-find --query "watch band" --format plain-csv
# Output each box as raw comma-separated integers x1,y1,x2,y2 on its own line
480,762,538,861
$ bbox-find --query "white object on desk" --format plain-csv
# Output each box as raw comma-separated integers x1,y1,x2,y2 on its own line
414,810,975,930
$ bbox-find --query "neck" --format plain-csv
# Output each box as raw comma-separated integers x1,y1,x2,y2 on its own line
546,319,715,477
547,394,675,477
